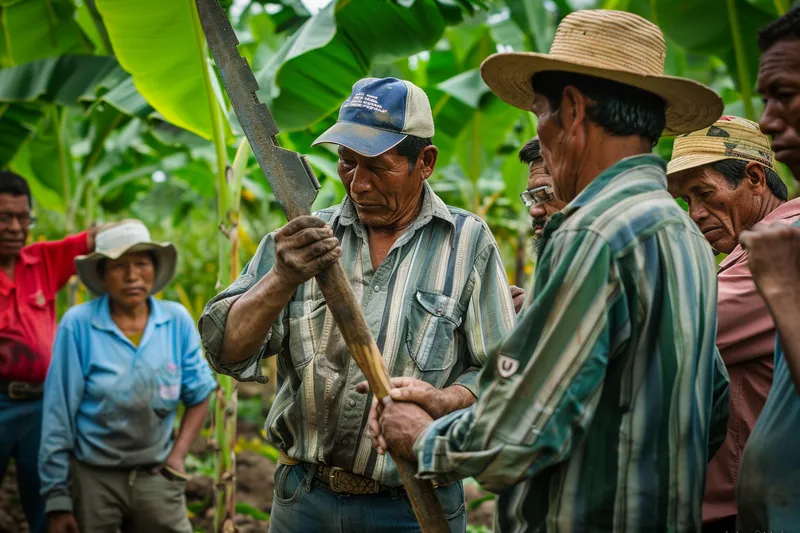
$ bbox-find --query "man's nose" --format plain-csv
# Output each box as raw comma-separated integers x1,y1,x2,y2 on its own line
688,201,709,224
759,100,783,137
530,204,547,219
350,167,373,195
7,216,23,232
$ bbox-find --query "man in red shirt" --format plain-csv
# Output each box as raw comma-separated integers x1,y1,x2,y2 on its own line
0,171,98,533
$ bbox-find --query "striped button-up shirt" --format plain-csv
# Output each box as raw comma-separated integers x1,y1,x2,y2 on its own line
199,183,516,486
413,155,730,532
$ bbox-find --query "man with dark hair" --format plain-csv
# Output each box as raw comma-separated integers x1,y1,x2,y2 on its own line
509,137,568,313
666,116,799,532
735,6,800,531
199,77,516,532
370,10,729,531
518,136,567,250
0,170,100,533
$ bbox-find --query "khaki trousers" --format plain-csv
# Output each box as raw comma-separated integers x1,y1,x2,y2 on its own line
71,460,192,533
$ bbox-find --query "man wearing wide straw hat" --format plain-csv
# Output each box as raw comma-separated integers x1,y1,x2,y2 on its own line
39,220,217,533
666,115,800,533
372,10,730,531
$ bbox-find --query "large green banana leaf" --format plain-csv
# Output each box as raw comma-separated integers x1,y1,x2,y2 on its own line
0,0,93,67
258,0,447,132
0,103,40,168
0,55,120,106
94,0,221,140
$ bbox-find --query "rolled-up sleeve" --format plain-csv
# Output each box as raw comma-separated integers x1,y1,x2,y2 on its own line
39,315,84,513
456,237,516,396
198,232,288,383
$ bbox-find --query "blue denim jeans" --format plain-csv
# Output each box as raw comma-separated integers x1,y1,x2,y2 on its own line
0,394,45,533
268,463,467,533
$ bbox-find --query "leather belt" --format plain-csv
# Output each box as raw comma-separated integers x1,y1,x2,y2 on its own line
1,381,43,400
312,463,392,495
278,451,394,495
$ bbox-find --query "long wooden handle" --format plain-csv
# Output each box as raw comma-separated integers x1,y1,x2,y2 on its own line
315,261,450,533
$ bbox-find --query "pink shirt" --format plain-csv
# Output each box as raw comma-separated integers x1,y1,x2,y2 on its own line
703,198,800,523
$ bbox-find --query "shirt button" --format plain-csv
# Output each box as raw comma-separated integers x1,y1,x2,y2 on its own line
373,284,380,292
349,399,356,407
342,438,349,445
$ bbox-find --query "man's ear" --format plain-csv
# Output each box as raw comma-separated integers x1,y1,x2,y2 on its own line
559,86,588,140
745,161,768,195
418,145,439,181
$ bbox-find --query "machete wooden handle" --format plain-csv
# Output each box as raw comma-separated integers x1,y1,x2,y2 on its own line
314,260,450,533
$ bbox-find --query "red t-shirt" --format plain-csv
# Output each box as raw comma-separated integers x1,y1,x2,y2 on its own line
0,232,89,383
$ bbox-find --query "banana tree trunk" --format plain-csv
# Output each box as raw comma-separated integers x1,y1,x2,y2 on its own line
211,141,250,533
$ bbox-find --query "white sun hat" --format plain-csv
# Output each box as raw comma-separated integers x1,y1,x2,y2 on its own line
75,219,177,296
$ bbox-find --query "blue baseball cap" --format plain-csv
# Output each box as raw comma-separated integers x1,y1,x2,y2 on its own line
312,77,435,157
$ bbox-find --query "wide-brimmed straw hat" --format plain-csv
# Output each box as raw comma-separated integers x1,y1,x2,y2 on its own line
667,115,776,177
75,219,177,296
480,10,724,135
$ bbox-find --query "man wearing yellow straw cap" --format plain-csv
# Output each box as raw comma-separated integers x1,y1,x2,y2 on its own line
369,9,730,532
666,116,800,532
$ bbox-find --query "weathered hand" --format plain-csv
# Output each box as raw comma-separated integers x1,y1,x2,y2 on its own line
379,397,433,460
272,216,342,289
356,377,451,454
164,449,187,475
48,512,79,533
510,285,526,314
740,223,800,300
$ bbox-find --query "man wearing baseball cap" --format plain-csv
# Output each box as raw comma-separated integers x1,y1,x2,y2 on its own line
199,77,516,532
374,10,730,532
666,116,800,532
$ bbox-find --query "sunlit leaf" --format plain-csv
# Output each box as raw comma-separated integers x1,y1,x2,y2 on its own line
95,0,220,139
0,0,92,68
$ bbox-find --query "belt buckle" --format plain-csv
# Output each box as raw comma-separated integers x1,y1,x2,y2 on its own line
328,466,345,493
8,382,30,400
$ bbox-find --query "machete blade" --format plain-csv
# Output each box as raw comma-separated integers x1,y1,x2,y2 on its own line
195,0,319,219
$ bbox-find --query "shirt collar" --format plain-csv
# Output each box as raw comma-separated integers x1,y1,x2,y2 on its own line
719,197,800,271
91,294,173,333
330,182,455,232
544,154,666,235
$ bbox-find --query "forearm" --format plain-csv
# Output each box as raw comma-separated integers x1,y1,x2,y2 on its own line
172,398,210,457
219,269,294,366
762,286,800,391
440,384,477,415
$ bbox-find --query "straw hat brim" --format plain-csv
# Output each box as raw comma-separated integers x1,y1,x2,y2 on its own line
666,153,733,178
480,52,724,136
75,242,177,297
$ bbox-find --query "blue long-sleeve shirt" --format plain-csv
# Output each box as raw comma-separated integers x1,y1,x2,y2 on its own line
39,295,217,513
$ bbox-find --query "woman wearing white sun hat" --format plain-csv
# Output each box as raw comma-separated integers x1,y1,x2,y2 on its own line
38,219,217,533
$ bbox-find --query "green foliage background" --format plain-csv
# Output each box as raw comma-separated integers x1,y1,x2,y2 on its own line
0,0,794,526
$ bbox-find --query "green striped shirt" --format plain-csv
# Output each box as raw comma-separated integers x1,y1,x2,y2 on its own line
414,155,730,532
199,183,516,486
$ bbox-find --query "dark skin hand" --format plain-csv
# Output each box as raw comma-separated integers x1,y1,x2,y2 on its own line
47,512,79,533
378,397,434,460
219,216,342,366
355,377,475,455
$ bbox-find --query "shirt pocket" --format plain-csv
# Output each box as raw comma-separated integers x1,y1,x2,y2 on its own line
287,298,328,369
405,290,461,381
152,362,181,418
